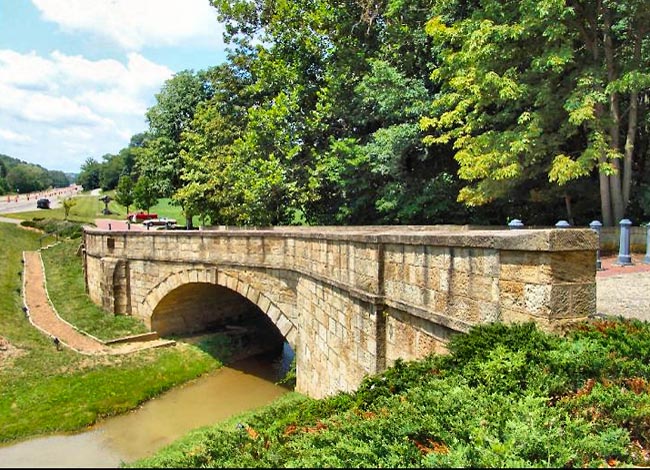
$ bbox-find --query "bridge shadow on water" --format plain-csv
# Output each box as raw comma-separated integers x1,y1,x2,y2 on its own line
170,325,296,390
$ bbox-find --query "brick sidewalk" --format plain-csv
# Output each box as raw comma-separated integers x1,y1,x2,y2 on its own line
94,219,146,231
597,254,650,278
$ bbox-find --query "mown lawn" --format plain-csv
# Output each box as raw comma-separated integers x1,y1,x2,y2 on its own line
3,192,113,223
4,192,199,227
0,222,221,444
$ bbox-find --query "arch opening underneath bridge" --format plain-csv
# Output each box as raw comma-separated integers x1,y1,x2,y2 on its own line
151,282,288,361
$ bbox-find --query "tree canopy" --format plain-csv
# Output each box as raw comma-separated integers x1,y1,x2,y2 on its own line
82,0,650,227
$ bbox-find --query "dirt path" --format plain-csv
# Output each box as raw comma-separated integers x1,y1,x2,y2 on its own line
22,250,173,355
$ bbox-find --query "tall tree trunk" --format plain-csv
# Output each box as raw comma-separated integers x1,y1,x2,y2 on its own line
599,163,613,226
595,98,614,226
622,34,643,211
623,91,639,209
603,5,625,222
579,0,613,226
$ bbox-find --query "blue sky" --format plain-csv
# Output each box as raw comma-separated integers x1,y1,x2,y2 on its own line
0,0,229,173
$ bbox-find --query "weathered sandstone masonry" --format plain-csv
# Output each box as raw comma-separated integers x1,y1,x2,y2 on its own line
82,226,597,399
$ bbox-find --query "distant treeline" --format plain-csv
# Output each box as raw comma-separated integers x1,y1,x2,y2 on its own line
0,154,73,195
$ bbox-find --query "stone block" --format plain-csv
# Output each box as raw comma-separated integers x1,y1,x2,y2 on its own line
404,245,426,267
524,284,553,317
500,251,552,283
425,246,450,269
499,279,525,312
267,304,282,322
258,294,271,313
571,282,597,318
550,251,596,283
469,250,500,276
450,247,471,272
479,302,501,322
500,308,537,325
446,296,481,323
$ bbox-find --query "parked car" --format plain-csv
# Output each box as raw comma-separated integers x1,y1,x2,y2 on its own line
127,211,158,223
36,198,50,209
143,217,177,229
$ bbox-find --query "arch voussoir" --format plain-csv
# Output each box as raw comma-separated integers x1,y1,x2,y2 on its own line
141,267,296,345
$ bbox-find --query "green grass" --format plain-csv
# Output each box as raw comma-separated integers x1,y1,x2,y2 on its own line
0,221,222,444
41,240,148,340
4,193,116,224
5,192,200,227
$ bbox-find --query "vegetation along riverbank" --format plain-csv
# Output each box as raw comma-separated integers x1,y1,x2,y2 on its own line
0,222,222,444
125,319,650,468
3,205,650,467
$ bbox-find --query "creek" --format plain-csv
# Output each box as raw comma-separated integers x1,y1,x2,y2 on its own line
0,342,294,468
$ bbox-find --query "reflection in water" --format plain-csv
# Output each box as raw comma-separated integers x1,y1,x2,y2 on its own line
0,343,295,468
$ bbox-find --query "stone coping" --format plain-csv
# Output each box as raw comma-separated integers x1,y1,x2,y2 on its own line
84,225,598,252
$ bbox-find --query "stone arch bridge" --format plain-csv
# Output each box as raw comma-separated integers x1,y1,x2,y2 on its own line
82,226,597,399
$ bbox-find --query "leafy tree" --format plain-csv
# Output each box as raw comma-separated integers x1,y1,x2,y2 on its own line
5,164,48,193
98,153,125,191
0,160,7,195
421,0,650,226
206,0,461,225
133,175,159,214
76,158,101,191
175,62,250,225
139,70,215,228
61,198,76,221
46,170,70,188
114,175,135,214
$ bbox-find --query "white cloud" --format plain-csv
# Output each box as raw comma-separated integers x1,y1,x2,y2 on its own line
0,50,57,91
25,93,112,125
0,48,173,172
0,49,172,124
32,0,224,50
0,129,33,144
75,90,146,116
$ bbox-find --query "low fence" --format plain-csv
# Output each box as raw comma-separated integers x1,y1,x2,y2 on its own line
504,218,650,267
599,226,647,254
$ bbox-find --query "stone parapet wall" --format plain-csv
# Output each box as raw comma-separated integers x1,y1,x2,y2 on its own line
83,226,597,398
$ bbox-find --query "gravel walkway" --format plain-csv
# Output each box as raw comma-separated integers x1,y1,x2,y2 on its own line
596,255,650,322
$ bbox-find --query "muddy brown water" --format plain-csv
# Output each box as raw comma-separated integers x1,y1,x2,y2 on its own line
0,344,294,468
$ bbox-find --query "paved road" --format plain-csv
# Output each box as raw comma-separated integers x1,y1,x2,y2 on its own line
0,185,82,214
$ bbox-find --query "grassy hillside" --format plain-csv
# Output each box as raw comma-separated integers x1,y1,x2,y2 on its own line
0,223,221,443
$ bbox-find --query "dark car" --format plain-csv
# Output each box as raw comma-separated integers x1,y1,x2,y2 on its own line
36,198,50,209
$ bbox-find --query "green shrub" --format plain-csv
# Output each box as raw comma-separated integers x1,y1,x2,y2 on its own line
20,218,85,239
129,319,650,468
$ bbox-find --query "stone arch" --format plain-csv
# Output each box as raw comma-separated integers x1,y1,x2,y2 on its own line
141,267,297,348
